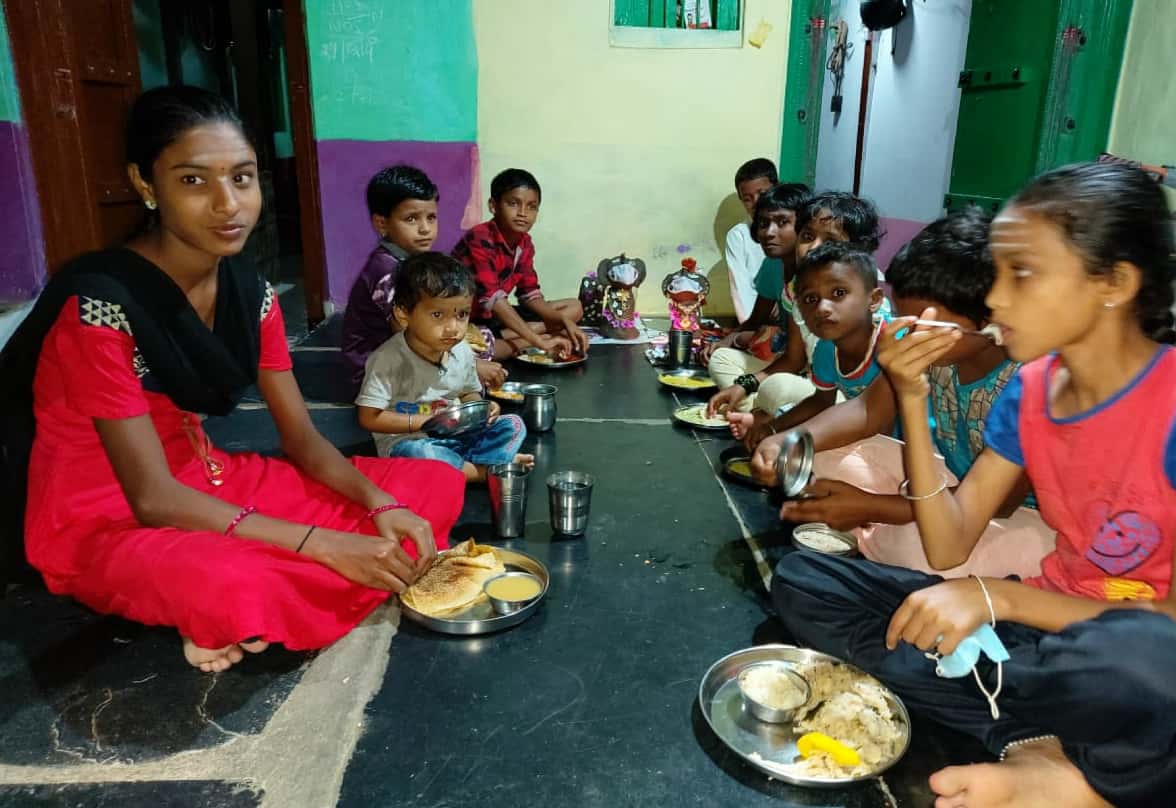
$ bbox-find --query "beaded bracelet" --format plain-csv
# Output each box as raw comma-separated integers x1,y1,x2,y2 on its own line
366,503,409,521
225,505,257,537
999,735,1058,761
734,373,760,394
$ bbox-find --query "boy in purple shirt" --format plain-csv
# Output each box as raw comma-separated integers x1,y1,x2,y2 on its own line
341,165,505,395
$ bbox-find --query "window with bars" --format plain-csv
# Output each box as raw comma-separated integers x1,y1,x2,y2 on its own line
614,1,741,31
610,0,743,48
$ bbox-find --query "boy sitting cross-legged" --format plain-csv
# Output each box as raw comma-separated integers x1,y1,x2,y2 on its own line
356,253,533,483
340,164,506,397
453,168,588,360
750,208,1053,578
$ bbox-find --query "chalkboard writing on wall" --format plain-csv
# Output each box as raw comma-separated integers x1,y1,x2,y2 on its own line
305,0,477,142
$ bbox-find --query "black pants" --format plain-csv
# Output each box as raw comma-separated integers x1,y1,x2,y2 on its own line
771,550,1176,808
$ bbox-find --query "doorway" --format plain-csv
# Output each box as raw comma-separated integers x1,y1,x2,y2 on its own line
6,0,326,327
146,0,326,327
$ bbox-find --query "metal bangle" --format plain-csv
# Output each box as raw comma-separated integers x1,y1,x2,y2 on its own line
898,475,948,501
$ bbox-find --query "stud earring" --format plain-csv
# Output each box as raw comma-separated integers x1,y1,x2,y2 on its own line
144,199,157,211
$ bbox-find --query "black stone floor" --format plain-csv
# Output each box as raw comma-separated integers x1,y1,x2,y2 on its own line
0,291,987,806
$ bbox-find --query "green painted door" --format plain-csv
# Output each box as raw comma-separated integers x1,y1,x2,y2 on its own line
946,0,1061,212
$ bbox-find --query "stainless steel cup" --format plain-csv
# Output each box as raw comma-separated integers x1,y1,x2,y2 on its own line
668,329,694,367
522,383,558,432
488,462,532,538
546,470,595,536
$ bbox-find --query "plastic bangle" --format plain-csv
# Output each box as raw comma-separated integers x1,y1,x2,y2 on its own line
366,503,409,521
225,505,257,537
898,475,948,501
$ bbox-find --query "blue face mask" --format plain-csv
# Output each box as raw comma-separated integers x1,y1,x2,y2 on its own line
925,623,1011,719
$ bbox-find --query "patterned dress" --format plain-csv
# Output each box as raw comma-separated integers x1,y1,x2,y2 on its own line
26,278,465,651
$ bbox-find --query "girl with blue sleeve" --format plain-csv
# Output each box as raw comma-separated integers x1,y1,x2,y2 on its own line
773,162,1176,808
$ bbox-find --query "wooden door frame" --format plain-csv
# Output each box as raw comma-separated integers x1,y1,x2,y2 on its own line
6,0,137,273
282,0,326,326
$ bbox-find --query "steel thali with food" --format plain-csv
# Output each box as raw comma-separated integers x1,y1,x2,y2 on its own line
698,644,911,787
399,547,549,636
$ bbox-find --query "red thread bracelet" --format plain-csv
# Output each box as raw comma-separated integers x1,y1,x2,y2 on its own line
366,503,408,521
225,505,257,537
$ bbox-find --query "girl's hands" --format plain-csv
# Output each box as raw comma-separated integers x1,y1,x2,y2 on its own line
779,480,878,530
877,307,961,399
372,506,437,573
707,384,747,418
305,528,422,593
886,578,993,656
487,400,501,422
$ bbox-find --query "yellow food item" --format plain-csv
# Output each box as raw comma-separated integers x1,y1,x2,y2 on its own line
491,389,525,402
658,373,715,389
485,574,541,601
522,352,554,364
797,732,861,768
726,460,752,477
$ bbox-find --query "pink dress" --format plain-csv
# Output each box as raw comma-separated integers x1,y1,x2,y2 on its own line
25,290,465,650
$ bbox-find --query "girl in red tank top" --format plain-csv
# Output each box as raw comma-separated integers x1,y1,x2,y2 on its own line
867,161,1176,808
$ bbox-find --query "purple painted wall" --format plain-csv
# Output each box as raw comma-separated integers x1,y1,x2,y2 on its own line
0,121,45,302
315,139,478,305
877,217,929,275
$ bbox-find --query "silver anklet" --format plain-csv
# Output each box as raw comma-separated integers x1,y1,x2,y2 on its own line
999,734,1059,761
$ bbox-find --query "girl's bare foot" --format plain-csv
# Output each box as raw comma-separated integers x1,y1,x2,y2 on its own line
183,636,244,673
464,462,486,483
929,738,1111,808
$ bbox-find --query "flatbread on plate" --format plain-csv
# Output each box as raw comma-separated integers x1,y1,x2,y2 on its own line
401,539,506,616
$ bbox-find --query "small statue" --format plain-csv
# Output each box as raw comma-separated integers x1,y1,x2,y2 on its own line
578,253,647,340
662,257,709,332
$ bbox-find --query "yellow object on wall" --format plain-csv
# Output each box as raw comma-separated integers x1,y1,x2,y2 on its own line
471,0,792,318
1109,0,1176,206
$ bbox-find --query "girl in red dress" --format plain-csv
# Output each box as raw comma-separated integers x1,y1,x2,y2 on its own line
0,86,465,672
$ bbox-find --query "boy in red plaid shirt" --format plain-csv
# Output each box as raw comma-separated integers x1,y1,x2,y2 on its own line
453,169,588,360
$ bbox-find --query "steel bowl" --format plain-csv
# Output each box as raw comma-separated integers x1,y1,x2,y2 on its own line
737,662,811,723
775,428,814,497
792,522,859,557
420,399,492,438
484,571,544,615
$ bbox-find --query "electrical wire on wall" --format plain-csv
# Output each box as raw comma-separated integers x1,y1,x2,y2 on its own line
826,19,852,116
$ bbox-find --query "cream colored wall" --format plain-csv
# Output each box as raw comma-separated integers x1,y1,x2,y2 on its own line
471,0,792,318
1109,0,1176,206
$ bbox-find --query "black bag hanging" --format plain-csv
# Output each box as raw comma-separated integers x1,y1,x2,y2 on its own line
860,0,909,31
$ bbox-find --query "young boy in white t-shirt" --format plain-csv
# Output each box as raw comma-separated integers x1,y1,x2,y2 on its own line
356,253,532,483
724,158,778,323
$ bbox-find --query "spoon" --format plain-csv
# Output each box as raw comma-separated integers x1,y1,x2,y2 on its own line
906,320,1005,346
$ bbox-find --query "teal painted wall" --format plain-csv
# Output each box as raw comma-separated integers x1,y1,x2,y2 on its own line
305,0,477,142
0,5,19,122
